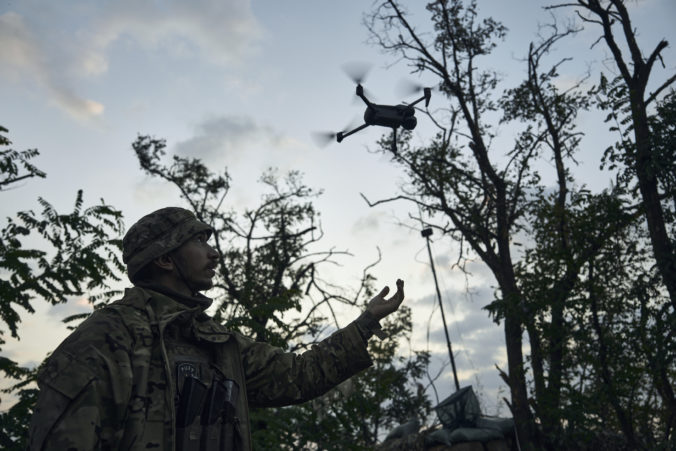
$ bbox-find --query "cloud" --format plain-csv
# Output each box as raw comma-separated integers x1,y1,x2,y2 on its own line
133,114,303,209
415,282,505,374
0,0,261,120
48,87,105,119
175,115,281,165
0,12,40,78
351,210,389,235
0,11,105,121
428,308,499,345
411,281,494,310
87,0,262,66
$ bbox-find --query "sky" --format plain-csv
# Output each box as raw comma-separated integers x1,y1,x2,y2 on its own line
1,0,675,421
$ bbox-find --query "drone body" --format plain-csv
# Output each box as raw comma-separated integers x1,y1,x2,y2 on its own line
363,103,417,130
334,84,431,151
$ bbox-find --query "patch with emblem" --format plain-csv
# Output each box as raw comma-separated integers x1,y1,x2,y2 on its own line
176,361,200,395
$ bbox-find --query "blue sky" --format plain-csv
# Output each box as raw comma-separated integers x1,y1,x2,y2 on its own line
1,0,675,417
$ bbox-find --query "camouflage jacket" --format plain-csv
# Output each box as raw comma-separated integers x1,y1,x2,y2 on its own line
28,286,374,450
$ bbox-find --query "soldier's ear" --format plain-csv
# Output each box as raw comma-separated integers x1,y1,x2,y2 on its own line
154,254,175,271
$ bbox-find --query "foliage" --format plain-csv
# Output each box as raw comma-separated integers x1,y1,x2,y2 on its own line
0,194,125,337
0,127,45,191
0,126,124,449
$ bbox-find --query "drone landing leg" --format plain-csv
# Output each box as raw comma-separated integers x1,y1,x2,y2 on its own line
392,128,397,153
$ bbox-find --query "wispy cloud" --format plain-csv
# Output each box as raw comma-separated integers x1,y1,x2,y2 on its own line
175,115,281,165
86,0,262,66
351,210,389,235
0,12,40,79
0,12,106,121
0,0,262,120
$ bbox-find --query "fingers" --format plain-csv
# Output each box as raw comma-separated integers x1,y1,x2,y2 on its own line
367,280,406,321
385,279,405,304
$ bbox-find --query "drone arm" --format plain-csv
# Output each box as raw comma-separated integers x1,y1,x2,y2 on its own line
407,96,424,108
356,84,374,108
337,123,369,142
407,87,432,108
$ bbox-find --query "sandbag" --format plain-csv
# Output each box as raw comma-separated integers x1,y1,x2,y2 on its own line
424,428,454,447
448,427,504,443
476,416,514,436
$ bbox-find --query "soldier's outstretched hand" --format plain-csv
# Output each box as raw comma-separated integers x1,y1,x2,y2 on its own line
366,279,405,321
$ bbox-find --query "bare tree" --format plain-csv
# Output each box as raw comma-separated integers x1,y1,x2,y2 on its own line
549,0,676,310
362,1,662,447
364,0,540,445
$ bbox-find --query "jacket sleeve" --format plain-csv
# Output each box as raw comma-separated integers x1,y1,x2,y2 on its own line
238,319,373,408
28,309,134,451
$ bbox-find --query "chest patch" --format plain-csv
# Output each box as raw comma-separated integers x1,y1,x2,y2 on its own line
177,361,198,379
176,361,201,396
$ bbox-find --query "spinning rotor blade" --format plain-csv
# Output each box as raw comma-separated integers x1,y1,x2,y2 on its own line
396,79,426,98
397,79,434,108
342,61,372,85
311,131,339,147
311,116,361,147
397,79,441,96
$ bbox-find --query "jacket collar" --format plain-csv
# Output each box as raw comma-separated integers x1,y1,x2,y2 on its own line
120,285,232,343
137,282,212,308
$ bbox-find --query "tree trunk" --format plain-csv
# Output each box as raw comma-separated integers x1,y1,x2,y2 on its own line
499,276,540,450
630,97,676,310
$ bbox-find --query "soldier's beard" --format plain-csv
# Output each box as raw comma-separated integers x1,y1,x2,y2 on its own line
171,255,213,294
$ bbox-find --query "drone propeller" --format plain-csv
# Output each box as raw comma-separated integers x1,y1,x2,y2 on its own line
311,131,340,147
312,117,362,148
396,79,434,108
342,61,372,85
342,62,378,104
396,79,426,98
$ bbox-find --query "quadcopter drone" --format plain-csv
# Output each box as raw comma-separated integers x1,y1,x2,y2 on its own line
336,84,431,151
316,66,432,152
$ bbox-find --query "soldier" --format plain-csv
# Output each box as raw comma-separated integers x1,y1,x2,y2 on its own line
28,207,405,450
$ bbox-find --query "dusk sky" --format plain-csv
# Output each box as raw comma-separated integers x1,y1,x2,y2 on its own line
2,0,675,416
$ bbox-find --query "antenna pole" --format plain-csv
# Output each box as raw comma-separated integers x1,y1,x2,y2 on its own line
421,227,460,392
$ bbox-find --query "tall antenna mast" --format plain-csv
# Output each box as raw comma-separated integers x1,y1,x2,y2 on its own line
421,226,460,392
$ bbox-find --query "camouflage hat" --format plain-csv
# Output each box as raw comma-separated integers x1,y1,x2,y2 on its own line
122,207,212,282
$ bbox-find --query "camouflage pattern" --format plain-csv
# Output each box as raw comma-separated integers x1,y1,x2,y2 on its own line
28,286,374,450
122,207,213,282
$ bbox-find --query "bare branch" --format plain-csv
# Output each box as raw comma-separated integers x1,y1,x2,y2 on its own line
646,73,676,106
